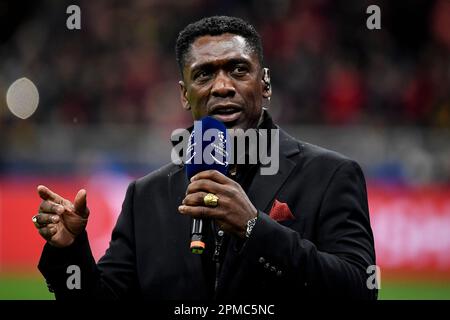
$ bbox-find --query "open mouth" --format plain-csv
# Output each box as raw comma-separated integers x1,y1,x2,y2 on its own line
210,105,242,125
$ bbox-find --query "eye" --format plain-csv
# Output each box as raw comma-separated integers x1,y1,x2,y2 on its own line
232,65,249,76
194,70,211,81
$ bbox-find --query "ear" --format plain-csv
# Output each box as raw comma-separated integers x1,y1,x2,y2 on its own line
261,67,272,99
179,80,190,111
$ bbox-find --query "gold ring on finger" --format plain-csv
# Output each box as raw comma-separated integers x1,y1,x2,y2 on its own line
203,193,219,207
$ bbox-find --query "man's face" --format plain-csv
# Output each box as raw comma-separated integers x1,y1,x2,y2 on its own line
179,33,270,130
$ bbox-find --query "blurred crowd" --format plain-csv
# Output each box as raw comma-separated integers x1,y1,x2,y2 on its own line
0,0,449,128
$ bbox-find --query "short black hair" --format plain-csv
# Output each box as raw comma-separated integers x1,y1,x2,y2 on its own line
175,16,263,74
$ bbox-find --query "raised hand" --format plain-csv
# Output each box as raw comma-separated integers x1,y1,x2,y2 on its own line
32,185,90,247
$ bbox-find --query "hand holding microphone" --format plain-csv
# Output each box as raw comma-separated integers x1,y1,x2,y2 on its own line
180,116,258,254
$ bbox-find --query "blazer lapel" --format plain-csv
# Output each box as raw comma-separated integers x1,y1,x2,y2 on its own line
168,164,189,212
246,128,301,213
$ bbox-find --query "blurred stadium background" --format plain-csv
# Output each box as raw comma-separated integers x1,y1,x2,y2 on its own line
1,0,449,299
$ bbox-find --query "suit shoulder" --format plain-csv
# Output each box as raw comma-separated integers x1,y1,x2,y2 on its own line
299,141,365,179
279,128,350,163
301,141,351,163
279,128,360,175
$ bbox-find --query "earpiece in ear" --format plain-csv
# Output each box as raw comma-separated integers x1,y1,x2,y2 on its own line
263,68,271,91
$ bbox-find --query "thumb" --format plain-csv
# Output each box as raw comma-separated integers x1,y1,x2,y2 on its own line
73,189,89,218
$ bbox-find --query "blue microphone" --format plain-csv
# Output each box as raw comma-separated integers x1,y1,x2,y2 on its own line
185,116,229,254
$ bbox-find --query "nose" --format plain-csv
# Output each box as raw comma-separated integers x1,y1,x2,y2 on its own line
211,71,235,98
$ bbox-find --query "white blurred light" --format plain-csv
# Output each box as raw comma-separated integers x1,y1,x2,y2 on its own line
6,77,39,119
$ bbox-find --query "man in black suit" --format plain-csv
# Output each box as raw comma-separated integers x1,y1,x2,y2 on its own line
33,16,377,300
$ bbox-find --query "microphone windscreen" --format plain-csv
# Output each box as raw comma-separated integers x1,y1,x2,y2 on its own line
185,116,229,180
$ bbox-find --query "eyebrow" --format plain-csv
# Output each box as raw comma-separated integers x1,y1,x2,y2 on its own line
190,58,252,74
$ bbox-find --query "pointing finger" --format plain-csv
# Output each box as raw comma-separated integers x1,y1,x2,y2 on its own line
37,185,70,207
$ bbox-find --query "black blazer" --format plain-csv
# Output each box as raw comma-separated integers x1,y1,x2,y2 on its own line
39,127,377,300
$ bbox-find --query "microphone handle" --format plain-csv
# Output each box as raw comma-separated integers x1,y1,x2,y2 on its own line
190,218,205,254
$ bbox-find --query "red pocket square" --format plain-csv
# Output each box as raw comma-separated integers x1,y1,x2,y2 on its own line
269,199,295,222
